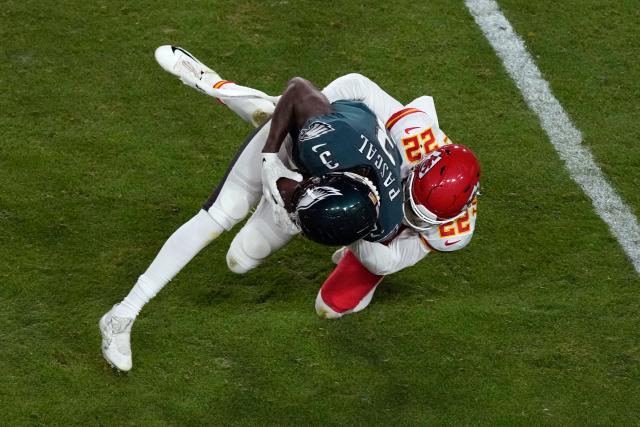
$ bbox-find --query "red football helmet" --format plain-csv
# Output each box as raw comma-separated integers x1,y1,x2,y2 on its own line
403,144,480,230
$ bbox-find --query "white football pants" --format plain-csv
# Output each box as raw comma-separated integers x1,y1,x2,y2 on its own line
115,122,296,319
202,122,297,273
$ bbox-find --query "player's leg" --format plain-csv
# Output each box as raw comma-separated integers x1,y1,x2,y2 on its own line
115,123,270,317
155,45,275,127
226,196,297,274
99,208,222,370
100,124,271,371
315,250,384,319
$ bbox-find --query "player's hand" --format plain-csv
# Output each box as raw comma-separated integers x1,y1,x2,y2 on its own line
261,153,303,208
272,203,301,235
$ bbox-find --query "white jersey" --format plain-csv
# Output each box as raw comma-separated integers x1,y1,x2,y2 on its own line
385,97,449,178
323,74,478,276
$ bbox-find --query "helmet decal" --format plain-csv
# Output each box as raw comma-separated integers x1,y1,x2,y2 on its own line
417,150,443,179
292,172,381,246
299,121,335,142
296,186,343,211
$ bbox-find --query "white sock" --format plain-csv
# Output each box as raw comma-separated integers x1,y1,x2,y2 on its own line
114,210,224,319
212,81,275,126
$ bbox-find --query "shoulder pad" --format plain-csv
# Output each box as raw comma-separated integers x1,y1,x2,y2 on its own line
405,96,439,129
385,106,435,133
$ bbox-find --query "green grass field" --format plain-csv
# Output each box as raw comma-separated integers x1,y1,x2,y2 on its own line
2,0,639,425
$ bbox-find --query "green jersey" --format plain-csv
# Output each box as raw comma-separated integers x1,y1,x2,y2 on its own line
293,100,403,242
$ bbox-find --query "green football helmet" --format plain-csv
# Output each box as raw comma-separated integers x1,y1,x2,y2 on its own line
291,172,380,246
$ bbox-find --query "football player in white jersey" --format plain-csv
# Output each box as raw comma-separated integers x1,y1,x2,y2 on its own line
316,74,480,318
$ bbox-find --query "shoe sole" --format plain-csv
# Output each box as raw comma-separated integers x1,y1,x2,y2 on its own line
99,315,131,372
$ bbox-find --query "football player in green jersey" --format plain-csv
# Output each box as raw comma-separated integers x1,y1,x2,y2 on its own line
260,76,404,242
148,46,481,321
99,49,406,371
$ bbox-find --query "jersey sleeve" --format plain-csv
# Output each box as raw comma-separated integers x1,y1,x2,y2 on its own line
420,198,478,252
347,227,430,276
385,97,453,177
404,96,450,147
322,74,403,125
405,96,440,129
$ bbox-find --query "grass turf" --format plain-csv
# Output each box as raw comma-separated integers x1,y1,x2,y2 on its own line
1,0,639,424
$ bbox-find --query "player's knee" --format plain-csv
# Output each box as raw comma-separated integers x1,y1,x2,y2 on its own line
226,224,273,274
207,181,256,231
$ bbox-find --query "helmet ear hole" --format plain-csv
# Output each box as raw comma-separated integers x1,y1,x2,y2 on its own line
440,166,446,175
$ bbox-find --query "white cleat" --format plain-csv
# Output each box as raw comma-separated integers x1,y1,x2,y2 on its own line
99,304,134,371
154,45,222,94
154,45,275,127
315,291,345,319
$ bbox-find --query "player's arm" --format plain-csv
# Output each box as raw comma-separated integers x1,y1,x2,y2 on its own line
261,78,332,233
347,228,430,276
262,77,332,154
322,73,403,124
261,77,331,199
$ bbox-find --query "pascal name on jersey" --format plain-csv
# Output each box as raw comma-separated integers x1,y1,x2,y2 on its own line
293,100,404,242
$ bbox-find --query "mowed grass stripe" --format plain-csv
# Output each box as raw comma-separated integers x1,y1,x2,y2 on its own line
466,0,640,273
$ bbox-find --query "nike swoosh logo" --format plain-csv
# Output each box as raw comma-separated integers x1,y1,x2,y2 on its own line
171,46,197,61
444,239,461,247
404,127,420,134
312,143,326,152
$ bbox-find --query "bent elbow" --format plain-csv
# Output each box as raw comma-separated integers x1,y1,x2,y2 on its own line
341,73,372,85
286,77,315,93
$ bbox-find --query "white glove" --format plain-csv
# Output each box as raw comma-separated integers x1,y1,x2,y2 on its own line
261,153,303,207
272,203,301,235
261,153,303,235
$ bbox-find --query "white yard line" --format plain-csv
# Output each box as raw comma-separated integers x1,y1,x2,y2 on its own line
465,0,640,274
